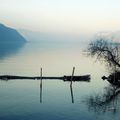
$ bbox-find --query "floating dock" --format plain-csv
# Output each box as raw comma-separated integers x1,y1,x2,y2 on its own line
0,75,90,82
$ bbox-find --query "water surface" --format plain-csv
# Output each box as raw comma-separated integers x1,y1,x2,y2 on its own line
0,40,120,120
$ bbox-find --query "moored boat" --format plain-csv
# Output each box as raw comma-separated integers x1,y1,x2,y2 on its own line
102,72,120,86
63,75,90,82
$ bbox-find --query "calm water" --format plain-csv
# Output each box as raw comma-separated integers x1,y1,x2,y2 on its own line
0,40,120,120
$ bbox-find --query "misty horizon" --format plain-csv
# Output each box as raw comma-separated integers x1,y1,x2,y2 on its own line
0,0,120,38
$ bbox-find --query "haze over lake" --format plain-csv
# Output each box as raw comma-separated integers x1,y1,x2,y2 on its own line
0,0,120,120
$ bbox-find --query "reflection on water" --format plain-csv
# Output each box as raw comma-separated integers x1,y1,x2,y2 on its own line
40,79,42,103
1,79,120,120
70,83,74,103
85,85,120,114
0,42,25,59
39,80,75,103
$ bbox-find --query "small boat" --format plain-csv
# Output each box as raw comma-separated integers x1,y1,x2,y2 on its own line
63,75,90,82
102,72,120,86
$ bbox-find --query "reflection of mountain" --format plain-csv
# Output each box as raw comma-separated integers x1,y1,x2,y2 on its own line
0,24,26,59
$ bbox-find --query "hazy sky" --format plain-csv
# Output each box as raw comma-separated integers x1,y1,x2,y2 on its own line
0,0,120,36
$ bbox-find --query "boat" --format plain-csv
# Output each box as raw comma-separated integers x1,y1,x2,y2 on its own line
102,72,120,86
63,75,90,82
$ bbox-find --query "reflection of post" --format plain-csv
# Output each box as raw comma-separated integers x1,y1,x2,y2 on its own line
70,84,74,103
40,68,42,103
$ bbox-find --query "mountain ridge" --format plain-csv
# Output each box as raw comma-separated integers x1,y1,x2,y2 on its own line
0,23,26,43
0,23,26,59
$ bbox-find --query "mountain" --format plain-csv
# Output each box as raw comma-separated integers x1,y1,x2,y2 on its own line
0,24,26,59
0,24,26,43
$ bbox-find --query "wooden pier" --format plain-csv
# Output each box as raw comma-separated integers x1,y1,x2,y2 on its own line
0,75,90,82
0,67,90,82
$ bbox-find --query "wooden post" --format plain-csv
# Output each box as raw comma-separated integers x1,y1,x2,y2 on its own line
70,67,75,85
40,68,42,80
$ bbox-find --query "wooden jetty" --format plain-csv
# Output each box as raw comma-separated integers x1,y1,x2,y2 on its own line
0,67,90,82
0,75,90,82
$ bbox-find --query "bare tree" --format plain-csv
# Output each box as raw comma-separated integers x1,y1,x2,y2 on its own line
88,38,120,71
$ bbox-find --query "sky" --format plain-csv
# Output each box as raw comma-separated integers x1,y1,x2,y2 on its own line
0,0,120,36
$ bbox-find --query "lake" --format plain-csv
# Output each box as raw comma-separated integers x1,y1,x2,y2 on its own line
0,40,120,120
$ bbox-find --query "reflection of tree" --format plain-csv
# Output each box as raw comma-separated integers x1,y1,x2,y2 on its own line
88,38,120,71
85,85,120,114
